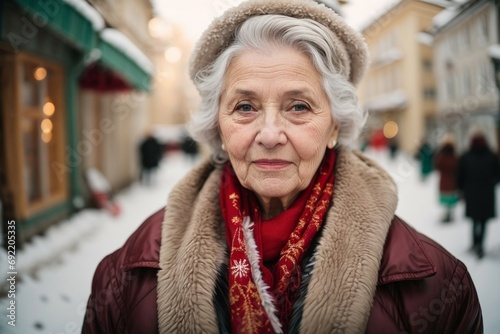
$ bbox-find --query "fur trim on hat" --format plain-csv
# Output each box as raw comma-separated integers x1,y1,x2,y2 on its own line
189,0,369,85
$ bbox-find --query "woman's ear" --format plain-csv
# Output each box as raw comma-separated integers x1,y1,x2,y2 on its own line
327,125,340,149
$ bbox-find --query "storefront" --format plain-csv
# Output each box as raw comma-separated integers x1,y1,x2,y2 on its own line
0,0,152,243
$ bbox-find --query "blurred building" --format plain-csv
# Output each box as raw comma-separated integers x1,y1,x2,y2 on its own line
431,0,499,152
0,0,156,243
81,0,156,193
357,0,448,152
147,23,196,126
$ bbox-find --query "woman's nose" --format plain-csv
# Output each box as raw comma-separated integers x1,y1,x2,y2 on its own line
256,113,287,148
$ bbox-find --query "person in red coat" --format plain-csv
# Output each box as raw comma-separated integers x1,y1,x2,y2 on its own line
434,135,459,222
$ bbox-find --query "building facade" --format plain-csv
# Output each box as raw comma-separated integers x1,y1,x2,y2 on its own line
79,0,157,194
357,0,447,152
0,0,154,243
432,0,499,152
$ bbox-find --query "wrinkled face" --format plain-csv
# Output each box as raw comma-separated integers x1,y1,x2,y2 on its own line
218,46,339,214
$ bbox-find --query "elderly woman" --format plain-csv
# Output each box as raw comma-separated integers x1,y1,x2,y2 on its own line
83,0,482,333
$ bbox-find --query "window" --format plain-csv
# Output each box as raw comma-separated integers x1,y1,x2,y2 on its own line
450,33,459,54
463,67,472,96
447,74,456,100
422,59,432,71
423,88,436,100
480,61,493,87
462,25,470,50
17,55,67,212
478,12,489,45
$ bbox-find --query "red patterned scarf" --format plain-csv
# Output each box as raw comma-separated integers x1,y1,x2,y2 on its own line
220,149,336,333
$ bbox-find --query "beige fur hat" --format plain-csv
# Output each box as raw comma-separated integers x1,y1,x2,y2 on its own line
189,0,369,86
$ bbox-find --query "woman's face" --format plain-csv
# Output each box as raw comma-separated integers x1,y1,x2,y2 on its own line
218,46,339,215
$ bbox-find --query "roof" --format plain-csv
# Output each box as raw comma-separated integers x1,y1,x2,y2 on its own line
430,0,481,34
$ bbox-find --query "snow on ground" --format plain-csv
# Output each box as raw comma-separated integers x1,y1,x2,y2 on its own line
366,149,500,334
1,150,499,333
0,152,196,334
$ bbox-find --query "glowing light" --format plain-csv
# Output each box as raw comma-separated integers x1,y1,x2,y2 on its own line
41,131,52,143
41,118,53,134
34,67,47,81
164,47,182,63
148,17,173,39
383,121,399,139
43,102,55,116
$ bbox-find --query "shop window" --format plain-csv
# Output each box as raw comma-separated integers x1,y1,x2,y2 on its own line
0,53,68,218
14,55,67,215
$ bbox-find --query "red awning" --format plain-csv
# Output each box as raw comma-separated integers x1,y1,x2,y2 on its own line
79,63,132,92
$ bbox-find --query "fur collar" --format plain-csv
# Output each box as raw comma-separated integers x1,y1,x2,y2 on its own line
157,149,397,333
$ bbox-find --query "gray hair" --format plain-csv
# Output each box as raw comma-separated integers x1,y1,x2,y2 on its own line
188,14,366,164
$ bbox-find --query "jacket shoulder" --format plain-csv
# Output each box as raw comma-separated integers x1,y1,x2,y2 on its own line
379,217,437,283
368,217,483,333
82,208,165,333
121,207,164,270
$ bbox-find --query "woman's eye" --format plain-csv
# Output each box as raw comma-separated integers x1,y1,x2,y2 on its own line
236,104,255,112
291,103,310,112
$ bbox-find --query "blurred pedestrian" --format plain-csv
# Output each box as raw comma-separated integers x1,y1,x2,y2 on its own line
415,139,434,181
388,137,399,159
434,134,458,223
139,131,163,185
457,131,500,259
180,132,200,164
369,128,387,151
359,135,369,152
85,168,121,216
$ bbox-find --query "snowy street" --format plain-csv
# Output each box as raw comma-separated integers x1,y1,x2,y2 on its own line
1,150,499,334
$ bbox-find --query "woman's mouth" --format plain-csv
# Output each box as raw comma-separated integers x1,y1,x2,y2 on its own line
253,159,291,170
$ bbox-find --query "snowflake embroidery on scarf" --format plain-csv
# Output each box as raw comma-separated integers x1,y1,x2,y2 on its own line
231,259,250,278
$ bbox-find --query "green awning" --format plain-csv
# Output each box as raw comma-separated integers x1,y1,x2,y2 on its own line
15,0,95,51
14,0,152,92
97,35,152,92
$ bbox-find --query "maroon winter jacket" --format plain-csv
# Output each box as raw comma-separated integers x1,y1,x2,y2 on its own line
82,209,483,333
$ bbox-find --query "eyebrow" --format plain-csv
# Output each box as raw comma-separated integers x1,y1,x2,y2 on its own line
233,89,257,97
282,89,312,98
232,88,313,98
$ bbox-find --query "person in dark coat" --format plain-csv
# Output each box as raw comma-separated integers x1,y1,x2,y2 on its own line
180,133,200,164
457,131,500,259
388,137,399,159
139,132,163,185
434,135,459,222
